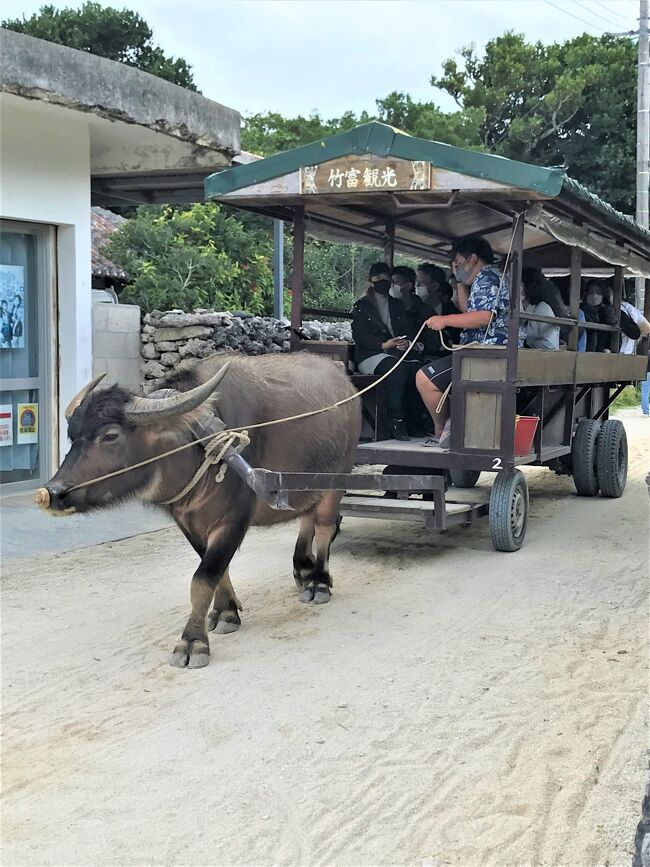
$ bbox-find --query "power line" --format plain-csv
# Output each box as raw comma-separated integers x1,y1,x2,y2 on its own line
542,0,606,32
593,0,637,26
573,0,632,27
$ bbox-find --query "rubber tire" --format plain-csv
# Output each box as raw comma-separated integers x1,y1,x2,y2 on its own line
572,419,601,497
596,419,628,498
449,469,481,489
489,470,529,552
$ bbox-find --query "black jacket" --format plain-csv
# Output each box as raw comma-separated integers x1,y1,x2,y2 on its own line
404,295,462,357
581,302,641,352
351,294,415,366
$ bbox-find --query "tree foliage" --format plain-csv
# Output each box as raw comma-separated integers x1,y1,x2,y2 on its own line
2,2,197,90
432,32,636,211
104,204,273,313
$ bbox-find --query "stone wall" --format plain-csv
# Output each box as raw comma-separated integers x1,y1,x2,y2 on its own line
141,309,352,393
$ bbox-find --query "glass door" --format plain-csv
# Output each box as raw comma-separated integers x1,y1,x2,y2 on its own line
0,222,54,491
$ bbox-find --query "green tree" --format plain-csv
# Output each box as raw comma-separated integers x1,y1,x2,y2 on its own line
241,110,368,156
432,32,636,212
104,203,273,313
376,91,483,148
2,2,197,90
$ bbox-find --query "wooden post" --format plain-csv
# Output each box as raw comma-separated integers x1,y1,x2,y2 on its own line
290,206,305,351
506,211,525,381
384,220,395,268
568,246,582,351
610,265,624,353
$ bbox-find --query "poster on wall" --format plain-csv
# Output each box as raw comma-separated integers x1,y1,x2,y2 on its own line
17,403,38,444
0,406,13,446
0,264,25,350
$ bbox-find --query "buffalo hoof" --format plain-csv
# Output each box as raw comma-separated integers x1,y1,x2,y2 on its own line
170,639,210,668
207,607,241,634
298,581,331,605
214,618,240,635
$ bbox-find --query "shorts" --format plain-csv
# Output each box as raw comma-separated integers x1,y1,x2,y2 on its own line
420,356,453,391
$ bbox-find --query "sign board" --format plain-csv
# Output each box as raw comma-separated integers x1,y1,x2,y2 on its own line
17,403,38,444
301,156,431,195
0,405,13,447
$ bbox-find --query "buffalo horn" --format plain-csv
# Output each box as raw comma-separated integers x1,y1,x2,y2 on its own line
125,362,231,425
64,374,107,420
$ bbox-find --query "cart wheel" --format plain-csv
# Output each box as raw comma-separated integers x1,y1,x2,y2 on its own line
572,419,601,497
449,469,481,489
596,419,628,498
489,470,529,552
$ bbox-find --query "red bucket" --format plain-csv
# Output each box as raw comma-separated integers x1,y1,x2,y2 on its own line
514,415,539,456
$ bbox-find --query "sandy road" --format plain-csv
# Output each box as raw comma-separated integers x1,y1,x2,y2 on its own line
2,414,648,867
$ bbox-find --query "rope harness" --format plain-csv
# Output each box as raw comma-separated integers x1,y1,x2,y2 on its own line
160,429,251,504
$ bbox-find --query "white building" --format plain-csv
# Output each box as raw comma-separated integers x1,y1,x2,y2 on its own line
0,29,240,492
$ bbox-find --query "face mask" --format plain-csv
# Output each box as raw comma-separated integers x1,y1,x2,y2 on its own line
586,293,602,307
372,279,391,295
389,284,403,299
453,263,474,285
415,284,428,299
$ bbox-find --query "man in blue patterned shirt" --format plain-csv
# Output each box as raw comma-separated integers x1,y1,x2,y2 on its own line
415,236,515,448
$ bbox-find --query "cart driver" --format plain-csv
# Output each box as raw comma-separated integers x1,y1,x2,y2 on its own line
415,236,516,449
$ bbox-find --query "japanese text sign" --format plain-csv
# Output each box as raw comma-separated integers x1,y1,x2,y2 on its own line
300,157,431,195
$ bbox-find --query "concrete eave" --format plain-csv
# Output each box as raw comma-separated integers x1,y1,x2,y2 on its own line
0,28,240,157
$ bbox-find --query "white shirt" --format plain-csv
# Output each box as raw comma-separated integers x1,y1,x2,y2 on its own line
524,301,560,351
620,301,646,354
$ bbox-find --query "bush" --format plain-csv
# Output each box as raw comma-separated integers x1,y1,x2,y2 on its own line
104,203,274,314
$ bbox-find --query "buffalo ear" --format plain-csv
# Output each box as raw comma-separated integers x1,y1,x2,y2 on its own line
125,362,231,426
65,374,107,420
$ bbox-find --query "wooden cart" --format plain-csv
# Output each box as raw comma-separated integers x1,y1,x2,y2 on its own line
205,123,649,550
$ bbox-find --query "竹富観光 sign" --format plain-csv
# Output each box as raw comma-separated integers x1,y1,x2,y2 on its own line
301,158,431,195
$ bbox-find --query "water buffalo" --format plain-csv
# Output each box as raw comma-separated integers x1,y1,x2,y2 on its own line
38,353,361,668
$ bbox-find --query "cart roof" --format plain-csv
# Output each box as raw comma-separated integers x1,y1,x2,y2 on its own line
205,122,650,275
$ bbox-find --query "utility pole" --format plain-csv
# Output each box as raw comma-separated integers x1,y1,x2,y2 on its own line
637,0,649,308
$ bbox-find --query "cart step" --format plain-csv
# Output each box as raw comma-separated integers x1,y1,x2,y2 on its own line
340,494,475,525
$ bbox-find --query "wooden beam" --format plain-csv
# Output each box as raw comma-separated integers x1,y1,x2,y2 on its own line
506,211,525,382
568,246,582,351
611,265,624,352
290,206,305,350
385,220,395,267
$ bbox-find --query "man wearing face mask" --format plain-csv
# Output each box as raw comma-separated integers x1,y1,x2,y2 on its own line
415,236,515,448
351,262,420,440
415,264,446,310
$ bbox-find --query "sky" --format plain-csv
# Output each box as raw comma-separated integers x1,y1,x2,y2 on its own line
2,0,641,117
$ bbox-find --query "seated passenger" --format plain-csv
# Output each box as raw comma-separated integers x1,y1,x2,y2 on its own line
522,277,560,350
416,264,455,314
620,297,650,354
521,267,570,319
391,265,459,357
416,236,519,449
351,262,420,441
581,281,641,352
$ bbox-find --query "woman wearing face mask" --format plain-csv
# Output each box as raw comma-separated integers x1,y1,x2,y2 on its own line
581,281,641,352
351,262,420,440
